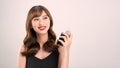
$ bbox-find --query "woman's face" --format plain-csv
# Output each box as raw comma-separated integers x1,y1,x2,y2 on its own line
31,11,50,35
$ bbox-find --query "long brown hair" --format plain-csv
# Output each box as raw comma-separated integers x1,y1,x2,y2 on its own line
21,5,57,56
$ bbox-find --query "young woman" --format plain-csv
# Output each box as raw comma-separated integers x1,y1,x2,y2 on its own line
17,5,72,68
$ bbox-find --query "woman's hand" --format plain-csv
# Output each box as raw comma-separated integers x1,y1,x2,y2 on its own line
57,31,73,54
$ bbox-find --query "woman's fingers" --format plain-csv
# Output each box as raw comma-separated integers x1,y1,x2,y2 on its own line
57,39,65,46
58,31,72,46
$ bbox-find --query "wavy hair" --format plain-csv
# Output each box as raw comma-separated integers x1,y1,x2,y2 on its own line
21,5,57,56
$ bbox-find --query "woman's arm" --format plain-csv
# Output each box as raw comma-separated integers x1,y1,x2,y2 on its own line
57,32,72,68
17,45,26,68
58,48,70,68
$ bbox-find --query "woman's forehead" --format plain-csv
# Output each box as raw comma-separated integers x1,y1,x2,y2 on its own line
41,11,48,16
33,10,48,18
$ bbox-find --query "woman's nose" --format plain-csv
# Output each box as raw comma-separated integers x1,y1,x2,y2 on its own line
38,18,44,24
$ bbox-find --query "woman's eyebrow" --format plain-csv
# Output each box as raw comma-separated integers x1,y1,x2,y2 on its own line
42,15,48,17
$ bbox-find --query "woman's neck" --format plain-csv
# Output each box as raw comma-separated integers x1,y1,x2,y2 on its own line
37,33,48,48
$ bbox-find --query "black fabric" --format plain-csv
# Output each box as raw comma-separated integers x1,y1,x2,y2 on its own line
26,50,59,68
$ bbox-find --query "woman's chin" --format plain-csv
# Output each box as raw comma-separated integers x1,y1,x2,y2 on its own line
37,31,48,35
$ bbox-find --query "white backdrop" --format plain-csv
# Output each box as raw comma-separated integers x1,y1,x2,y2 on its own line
0,0,120,68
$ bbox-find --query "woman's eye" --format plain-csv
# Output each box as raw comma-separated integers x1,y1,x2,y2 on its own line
43,16,48,20
33,18,39,21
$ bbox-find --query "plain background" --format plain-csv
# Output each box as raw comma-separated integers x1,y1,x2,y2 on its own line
0,0,120,68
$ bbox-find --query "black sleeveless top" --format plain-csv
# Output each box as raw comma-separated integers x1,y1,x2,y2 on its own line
26,50,59,68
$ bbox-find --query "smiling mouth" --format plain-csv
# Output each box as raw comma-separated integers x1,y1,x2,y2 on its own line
38,26,46,30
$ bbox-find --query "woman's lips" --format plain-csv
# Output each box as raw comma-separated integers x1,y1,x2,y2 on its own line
38,26,46,30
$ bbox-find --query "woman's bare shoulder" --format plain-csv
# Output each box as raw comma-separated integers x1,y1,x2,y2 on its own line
18,44,25,55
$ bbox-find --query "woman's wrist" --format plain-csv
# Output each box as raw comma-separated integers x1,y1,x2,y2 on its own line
58,46,70,54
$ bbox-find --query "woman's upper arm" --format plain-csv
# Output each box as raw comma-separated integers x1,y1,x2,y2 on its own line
17,45,26,68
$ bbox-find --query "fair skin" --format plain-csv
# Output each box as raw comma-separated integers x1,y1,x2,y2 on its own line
17,11,72,68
